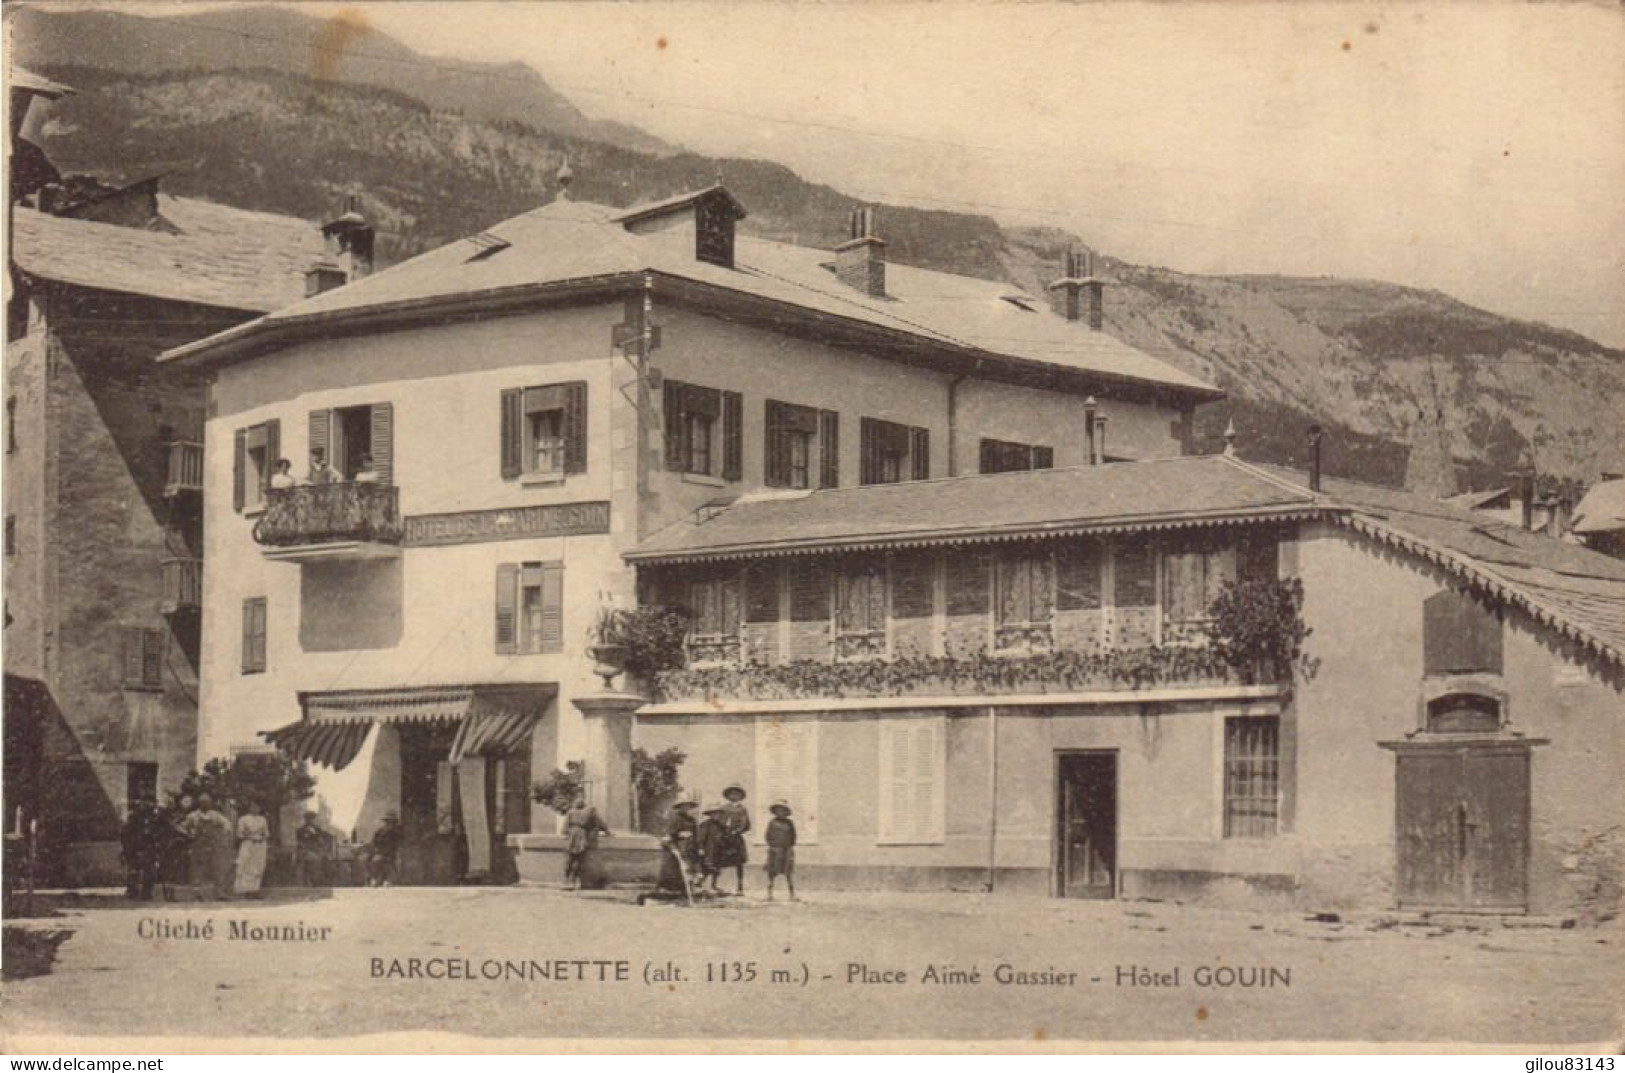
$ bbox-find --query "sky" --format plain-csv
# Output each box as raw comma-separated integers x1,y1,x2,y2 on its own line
106,1,1625,346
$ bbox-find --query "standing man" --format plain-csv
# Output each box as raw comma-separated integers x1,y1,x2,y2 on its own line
307,447,338,486
119,798,164,901
367,811,403,887
293,811,332,887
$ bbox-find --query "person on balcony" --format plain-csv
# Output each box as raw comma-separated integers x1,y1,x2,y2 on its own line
269,458,297,490
354,454,380,485
307,447,339,486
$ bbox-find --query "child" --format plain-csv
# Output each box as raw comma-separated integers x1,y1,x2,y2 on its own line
695,804,726,893
716,783,752,895
764,800,797,901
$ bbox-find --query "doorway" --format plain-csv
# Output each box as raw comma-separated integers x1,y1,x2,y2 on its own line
1056,751,1117,899
1394,744,1531,911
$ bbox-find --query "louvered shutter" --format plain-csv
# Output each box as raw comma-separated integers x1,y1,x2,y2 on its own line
859,417,878,485
1113,542,1158,608
308,409,331,467
563,381,588,474
233,428,247,512
891,553,935,619
1033,445,1054,470
755,717,819,843
263,420,281,493
745,563,779,623
1423,590,1502,675
764,401,787,487
878,717,945,844
910,426,930,480
494,563,518,654
1056,539,1103,610
722,390,743,481
788,560,830,622
502,739,533,835
540,562,565,653
819,410,839,488
946,549,990,616
663,380,685,470
369,403,393,485
500,389,523,479
141,629,162,688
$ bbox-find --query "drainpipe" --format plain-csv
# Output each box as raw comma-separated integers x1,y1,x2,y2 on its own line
986,705,999,892
947,374,968,477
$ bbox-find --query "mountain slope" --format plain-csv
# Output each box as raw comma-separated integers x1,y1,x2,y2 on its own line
16,59,1624,487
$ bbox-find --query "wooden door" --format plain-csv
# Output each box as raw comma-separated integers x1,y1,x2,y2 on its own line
1395,746,1529,910
1057,752,1117,899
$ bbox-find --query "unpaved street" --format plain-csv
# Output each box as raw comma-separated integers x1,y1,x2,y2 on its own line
4,886,1620,1046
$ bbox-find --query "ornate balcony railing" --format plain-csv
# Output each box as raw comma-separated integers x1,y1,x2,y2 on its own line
253,483,403,550
161,557,203,614
164,441,204,498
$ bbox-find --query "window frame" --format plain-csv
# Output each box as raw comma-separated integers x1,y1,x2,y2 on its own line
833,560,889,660
686,571,743,665
240,597,268,675
992,545,1056,651
515,561,565,656
876,714,947,845
121,626,165,691
684,411,716,477
1222,715,1281,839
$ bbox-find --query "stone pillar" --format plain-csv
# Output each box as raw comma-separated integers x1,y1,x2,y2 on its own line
572,692,641,832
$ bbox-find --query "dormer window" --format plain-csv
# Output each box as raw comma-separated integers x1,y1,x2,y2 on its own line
695,194,736,268
616,186,748,270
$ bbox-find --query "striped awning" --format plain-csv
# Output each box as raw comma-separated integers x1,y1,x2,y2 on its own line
447,704,542,765
262,719,375,771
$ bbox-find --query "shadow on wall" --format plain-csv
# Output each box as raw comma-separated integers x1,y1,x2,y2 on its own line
300,558,404,652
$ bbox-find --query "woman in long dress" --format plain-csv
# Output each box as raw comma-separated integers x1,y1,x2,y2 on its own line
232,801,270,897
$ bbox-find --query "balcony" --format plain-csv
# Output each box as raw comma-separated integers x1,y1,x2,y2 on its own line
253,483,404,563
161,557,203,614
164,441,204,498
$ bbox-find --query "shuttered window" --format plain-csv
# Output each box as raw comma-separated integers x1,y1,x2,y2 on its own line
500,383,587,478
690,574,743,640
787,560,830,622
310,404,394,482
1056,539,1103,611
1422,589,1503,676
241,597,268,674
835,562,888,637
860,417,929,485
979,438,1054,474
233,419,280,512
1237,529,1280,582
496,562,564,654
945,549,991,616
1224,716,1280,838
1163,542,1236,623
498,736,533,836
1113,542,1158,609
121,626,164,690
765,400,821,489
995,548,1055,627
819,409,840,489
662,380,740,479
877,715,946,844
755,716,819,844
890,553,936,619
744,562,781,624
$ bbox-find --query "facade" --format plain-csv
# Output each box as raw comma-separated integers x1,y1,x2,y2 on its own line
4,189,324,882
162,181,1217,884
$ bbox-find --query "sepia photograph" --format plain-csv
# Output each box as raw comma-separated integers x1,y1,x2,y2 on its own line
2,0,1622,1054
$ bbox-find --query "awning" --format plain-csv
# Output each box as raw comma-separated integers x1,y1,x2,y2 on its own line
447,704,541,765
263,719,374,771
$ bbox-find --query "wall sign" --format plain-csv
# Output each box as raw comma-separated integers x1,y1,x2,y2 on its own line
403,501,611,547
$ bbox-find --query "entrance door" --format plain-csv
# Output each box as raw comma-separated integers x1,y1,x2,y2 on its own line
1395,745,1530,911
1057,752,1117,899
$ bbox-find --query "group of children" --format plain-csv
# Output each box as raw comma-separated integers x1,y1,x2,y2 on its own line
653,784,799,902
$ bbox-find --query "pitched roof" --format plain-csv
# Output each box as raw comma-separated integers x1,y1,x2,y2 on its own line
11,196,323,313
627,455,1321,562
158,190,1219,398
1572,478,1625,535
9,66,74,100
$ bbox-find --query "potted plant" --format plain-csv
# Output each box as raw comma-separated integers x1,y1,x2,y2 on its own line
586,604,629,688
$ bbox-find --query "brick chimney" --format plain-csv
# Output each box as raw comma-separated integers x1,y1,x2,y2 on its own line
307,195,375,296
1048,249,1105,330
834,207,886,297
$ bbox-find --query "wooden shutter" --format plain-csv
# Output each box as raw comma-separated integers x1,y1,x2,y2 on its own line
1423,590,1503,676
308,409,331,465
662,380,685,470
860,417,879,485
241,598,266,673
1238,531,1280,582
819,409,839,488
1113,542,1157,608
233,428,246,512
945,549,990,616
891,552,935,619
878,716,945,844
788,559,830,622
1033,445,1054,469
1056,539,1103,610
744,562,780,623
494,563,518,654
368,403,393,485
764,401,787,487
500,389,523,479
263,420,281,492
502,736,533,835
540,562,565,653
1163,550,1207,621
722,390,743,481
122,627,161,689
562,381,588,474
721,573,742,637
910,426,930,480
755,717,819,843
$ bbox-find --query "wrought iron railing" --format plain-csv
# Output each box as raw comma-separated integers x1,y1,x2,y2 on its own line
252,483,403,548
161,557,203,613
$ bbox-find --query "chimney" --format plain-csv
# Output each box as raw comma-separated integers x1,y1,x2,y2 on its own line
319,194,376,284
1084,397,1099,465
1094,414,1109,465
304,260,347,297
1307,424,1323,492
834,207,886,298
1048,249,1105,330
1519,471,1535,531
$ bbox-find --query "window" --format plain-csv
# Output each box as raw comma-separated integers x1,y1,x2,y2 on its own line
310,404,394,483
877,715,945,844
1223,716,1280,838
756,716,819,843
994,547,1055,648
860,417,929,485
1113,542,1158,609
1055,539,1103,611
979,438,1054,474
500,383,586,479
664,381,742,480
121,626,164,690
6,395,16,453
766,400,839,489
834,561,887,658
232,420,280,512
687,573,742,662
1425,692,1501,734
126,762,158,811
495,562,564,655
1162,540,1237,624
240,598,267,674
1422,590,1502,676
4,514,14,556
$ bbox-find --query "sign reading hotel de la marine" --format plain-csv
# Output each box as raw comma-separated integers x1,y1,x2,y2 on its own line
403,501,611,547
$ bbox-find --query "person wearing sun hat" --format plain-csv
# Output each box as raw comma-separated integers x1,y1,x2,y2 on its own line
714,783,752,895
656,795,700,896
695,802,727,892
764,799,798,901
